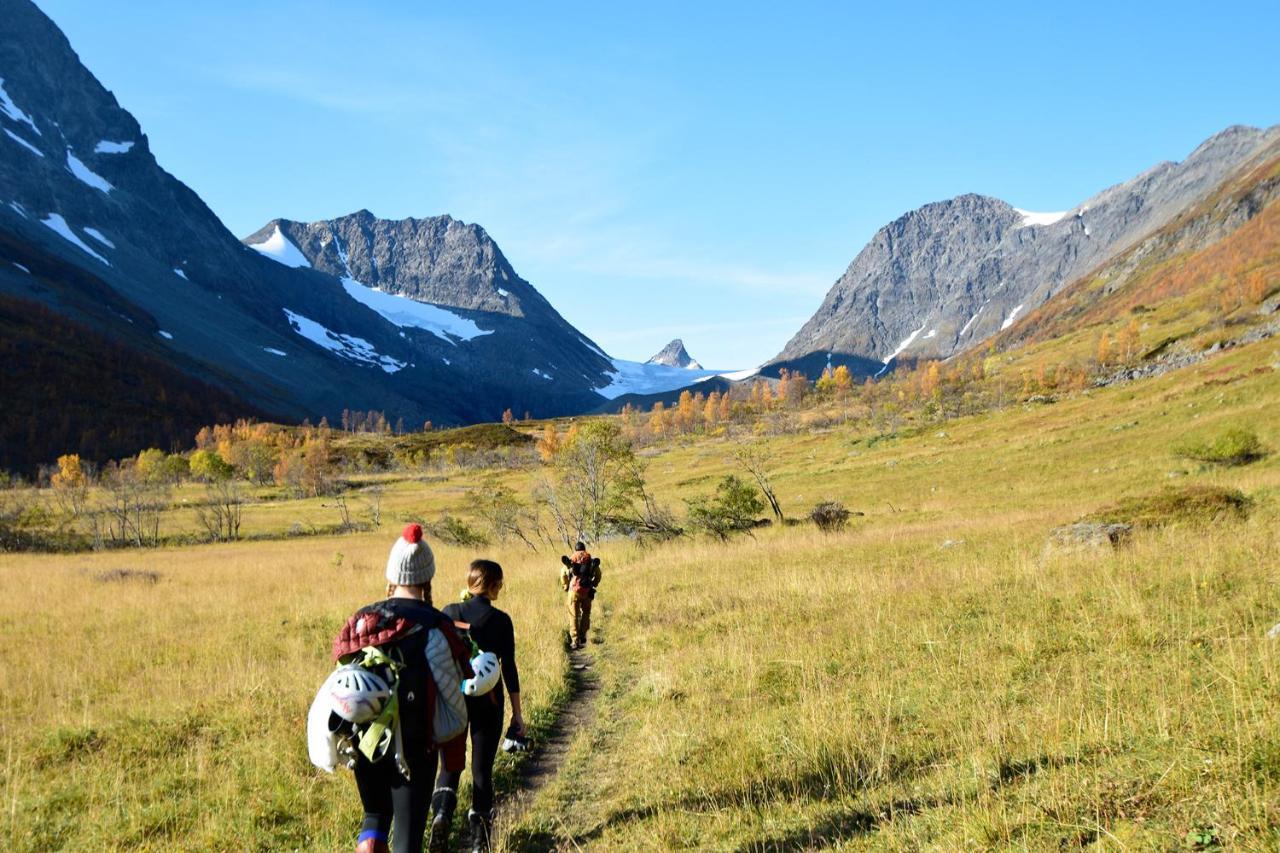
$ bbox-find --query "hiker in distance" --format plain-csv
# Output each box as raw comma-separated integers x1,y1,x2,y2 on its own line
429,559,525,853
560,542,602,650
309,524,473,853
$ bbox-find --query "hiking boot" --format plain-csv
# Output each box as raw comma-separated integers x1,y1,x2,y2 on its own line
429,788,457,853
468,809,493,853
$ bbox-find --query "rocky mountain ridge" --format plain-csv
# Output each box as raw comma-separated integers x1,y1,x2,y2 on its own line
774,124,1280,377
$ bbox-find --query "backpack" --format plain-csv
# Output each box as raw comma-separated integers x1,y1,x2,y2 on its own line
310,601,472,779
562,555,601,600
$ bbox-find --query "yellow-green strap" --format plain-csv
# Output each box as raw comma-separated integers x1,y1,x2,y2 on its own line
358,692,398,761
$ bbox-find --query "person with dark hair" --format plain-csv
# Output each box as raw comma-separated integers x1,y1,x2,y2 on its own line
560,542,602,649
327,524,473,853
429,559,524,853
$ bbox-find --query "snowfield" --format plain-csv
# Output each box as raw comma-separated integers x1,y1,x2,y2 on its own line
83,227,114,248
1001,303,1026,330
173,268,188,280
0,78,39,135
41,213,109,265
1014,208,1069,227
883,320,928,364
66,150,113,193
94,139,134,154
283,308,406,373
595,359,723,399
247,225,311,268
339,277,492,344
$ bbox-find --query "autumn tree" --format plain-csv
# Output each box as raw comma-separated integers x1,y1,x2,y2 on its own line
537,425,560,462
51,453,89,518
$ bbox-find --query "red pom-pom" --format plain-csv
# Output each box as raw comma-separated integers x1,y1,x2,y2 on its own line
402,523,423,544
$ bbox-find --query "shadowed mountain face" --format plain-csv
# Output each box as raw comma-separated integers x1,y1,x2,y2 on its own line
242,213,615,406
775,125,1280,377
0,0,620,469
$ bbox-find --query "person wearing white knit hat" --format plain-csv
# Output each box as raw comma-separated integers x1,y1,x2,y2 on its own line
386,522,436,589
326,522,470,853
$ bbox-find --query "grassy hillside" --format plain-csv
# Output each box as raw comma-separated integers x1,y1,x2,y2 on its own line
1,327,1277,849
502,336,1280,850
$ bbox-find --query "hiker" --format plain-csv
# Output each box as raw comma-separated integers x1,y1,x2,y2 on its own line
328,524,473,853
429,560,525,853
560,542,602,649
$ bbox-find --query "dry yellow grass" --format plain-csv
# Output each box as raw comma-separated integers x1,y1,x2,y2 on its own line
0,534,573,851
2,334,1278,850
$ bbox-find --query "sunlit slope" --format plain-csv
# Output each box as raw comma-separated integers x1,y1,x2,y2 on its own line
506,334,1280,849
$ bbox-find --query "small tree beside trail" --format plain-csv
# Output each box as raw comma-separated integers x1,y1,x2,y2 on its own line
536,420,646,545
686,475,765,541
467,485,542,551
733,441,784,524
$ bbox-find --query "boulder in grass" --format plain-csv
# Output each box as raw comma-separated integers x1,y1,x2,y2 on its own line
1048,521,1133,550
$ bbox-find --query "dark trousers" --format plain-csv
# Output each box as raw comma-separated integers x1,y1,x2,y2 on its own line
354,749,434,853
434,692,504,815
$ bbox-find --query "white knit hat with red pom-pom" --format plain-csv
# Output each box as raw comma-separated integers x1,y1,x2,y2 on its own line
385,523,436,586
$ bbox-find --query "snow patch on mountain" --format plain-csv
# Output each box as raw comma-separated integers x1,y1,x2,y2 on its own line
94,139,134,154
83,227,114,248
1014,208,1069,227
0,79,39,135
1001,303,1026,330
283,308,406,373
66,150,113,193
173,268,188,280
8,201,28,218
41,213,109,265
248,225,311,268
13,262,30,274
263,347,287,356
4,128,42,157
883,320,928,364
158,330,173,340
532,368,553,380
338,277,492,344
595,359,722,400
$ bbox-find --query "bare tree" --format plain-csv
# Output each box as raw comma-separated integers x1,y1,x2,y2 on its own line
467,485,540,551
733,441,784,524
101,467,169,547
194,479,245,542
361,484,385,529
333,495,354,533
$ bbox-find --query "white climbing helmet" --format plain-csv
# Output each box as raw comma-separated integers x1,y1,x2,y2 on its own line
462,651,501,696
325,664,391,723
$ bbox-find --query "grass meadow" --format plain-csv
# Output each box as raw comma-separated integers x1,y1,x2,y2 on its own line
2,334,1278,850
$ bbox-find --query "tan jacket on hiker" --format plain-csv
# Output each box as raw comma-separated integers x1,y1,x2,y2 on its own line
560,552,601,646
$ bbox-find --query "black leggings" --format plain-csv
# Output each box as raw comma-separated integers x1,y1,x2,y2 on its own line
435,693,504,815
354,749,434,853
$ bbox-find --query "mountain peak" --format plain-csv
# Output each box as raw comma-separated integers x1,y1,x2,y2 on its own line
646,339,703,370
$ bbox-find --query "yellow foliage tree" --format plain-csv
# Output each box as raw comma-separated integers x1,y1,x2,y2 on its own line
537,425,560,462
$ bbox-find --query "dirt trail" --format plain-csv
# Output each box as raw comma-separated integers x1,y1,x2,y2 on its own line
496,644,600,833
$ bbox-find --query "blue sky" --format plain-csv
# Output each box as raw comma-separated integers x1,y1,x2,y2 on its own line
37,1,1280,368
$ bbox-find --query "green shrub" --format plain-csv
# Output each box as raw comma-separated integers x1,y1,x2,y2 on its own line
685,475,764,540
428,513,489,547
1174,427,1269,466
